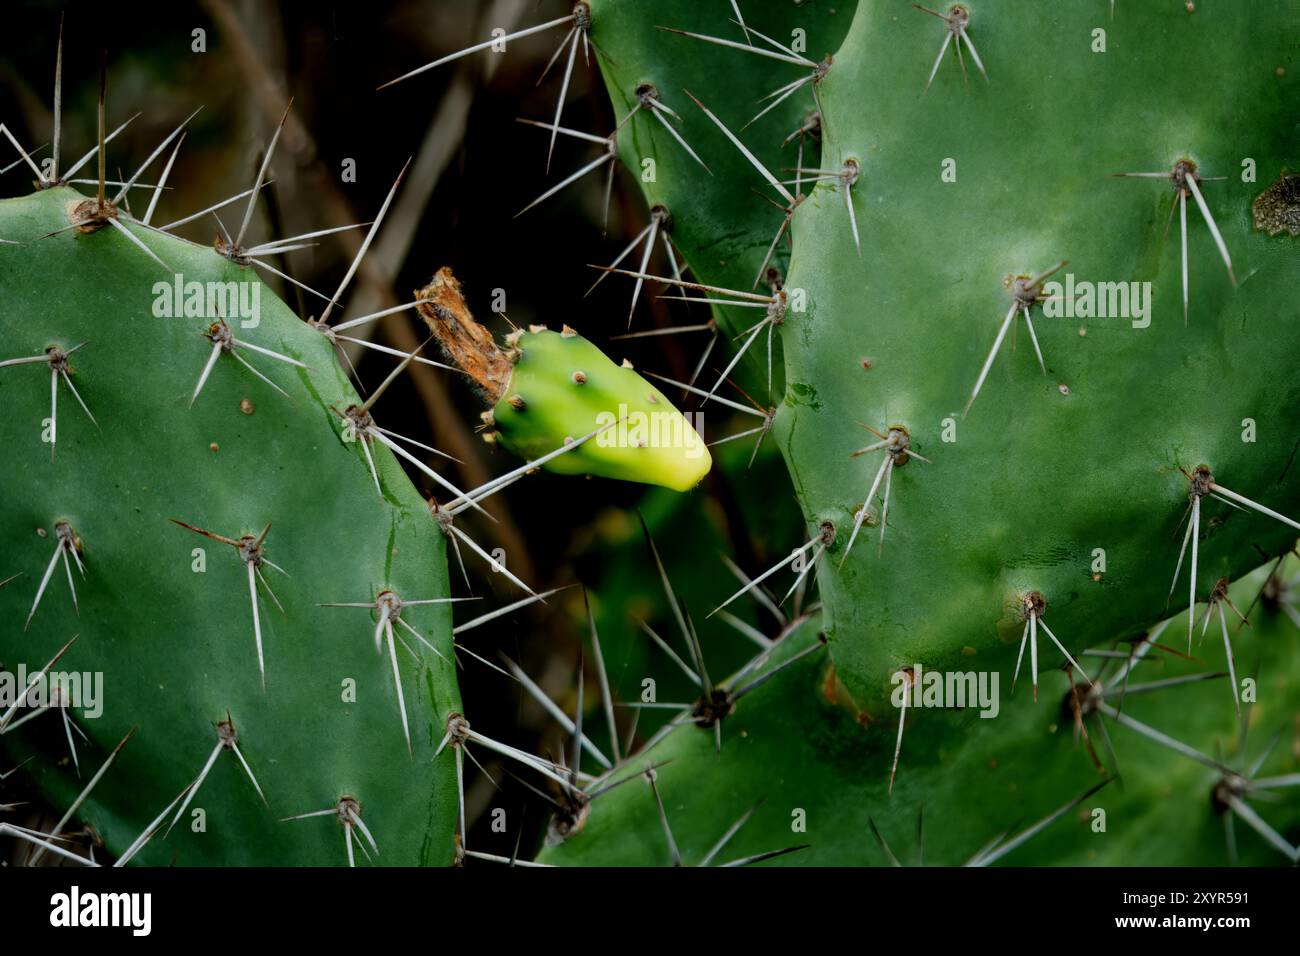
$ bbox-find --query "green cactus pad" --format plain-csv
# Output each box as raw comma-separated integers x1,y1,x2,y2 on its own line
766,0,1300,717
533,0,1300,867
587,0,1300,716
541,563,1300,866
0,186,460,865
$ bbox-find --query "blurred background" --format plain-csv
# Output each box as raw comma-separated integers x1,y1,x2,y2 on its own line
0,0,806,862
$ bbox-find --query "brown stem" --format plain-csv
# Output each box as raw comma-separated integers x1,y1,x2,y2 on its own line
415,268,513,405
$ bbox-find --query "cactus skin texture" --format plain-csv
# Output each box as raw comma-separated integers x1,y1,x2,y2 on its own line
488,328,711,492
534,0,1300,865
542,569,1300,866
0,187,460,865
779,0,1300,712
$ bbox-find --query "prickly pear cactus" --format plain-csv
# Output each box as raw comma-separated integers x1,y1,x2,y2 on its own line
4,0,1298,872
0,185,461,865
533,0,1300,864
